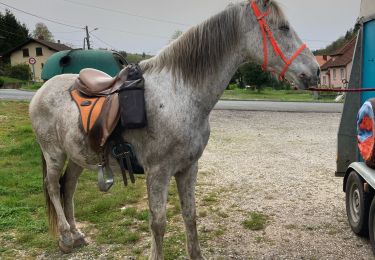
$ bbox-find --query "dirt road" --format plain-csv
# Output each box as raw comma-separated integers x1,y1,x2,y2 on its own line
197,110,373,259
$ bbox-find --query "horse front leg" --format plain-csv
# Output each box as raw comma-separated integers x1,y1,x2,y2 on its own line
175,162,204,259
61,160,88,248
146,166,171,260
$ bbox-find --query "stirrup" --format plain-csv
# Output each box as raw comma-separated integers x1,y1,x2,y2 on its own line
97,164,114,192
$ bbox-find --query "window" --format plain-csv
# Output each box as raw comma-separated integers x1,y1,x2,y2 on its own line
36,47,43,56
323,76,326,85
341,68,345,79
22,48,29,57
333,69,336,81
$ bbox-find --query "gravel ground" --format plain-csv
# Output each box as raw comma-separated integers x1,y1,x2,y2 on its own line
197,110,373,260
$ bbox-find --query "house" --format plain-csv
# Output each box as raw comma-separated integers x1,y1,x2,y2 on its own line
2,38,72,82
319,37,356,88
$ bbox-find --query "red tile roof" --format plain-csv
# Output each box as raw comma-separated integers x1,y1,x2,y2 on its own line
315,55,329,66
321,37,356,70
1,38,72,56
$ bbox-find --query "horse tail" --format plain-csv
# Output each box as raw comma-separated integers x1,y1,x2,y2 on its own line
42,152,65,235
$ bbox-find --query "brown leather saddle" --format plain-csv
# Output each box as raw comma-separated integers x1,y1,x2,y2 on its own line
70,65,145,192
71,67,130,149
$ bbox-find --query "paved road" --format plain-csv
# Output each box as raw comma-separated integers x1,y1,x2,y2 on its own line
215,100,343,113
0,89,343,113
0,89,36,101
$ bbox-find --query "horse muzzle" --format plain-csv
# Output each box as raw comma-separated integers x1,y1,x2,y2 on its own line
295,67,320,90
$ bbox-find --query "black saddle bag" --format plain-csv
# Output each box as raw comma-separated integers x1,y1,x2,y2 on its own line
118,65,147,129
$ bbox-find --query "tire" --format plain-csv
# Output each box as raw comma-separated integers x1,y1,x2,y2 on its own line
369,197,375,255
345,171,370,236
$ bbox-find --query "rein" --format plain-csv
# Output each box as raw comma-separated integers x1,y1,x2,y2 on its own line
250,0,306,81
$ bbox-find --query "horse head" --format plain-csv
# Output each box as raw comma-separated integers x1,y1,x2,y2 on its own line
243,0,320,89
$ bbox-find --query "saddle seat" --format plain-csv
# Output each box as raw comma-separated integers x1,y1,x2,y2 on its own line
77,67,129,96
79,69,116,93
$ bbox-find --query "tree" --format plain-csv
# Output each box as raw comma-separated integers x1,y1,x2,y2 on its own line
240,62,270,92
170,30,183,42
313,24,359,55
32,22,54,42
0,9,29,56
119,51,127,58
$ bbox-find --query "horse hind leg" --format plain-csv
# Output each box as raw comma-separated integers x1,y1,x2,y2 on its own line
42,150,73,253
60,159,88,248
175,163,204,259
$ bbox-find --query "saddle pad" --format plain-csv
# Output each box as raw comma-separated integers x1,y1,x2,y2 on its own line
70,89,106,133
357,99,375,167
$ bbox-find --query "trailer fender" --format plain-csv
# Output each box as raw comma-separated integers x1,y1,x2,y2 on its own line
344,162,375,192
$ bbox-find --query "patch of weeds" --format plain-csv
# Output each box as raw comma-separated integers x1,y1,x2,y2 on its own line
254,236,263,243
163,232,186,260
202,192,218,206
216,210,229,218
243,212,269,231
122,207,137,218
323,223,339,235
98,228,140,244
135,209,149,221
132,247,143,256
285,224,297,230
213,228,225,237
303,225,318,231
198,210,207,217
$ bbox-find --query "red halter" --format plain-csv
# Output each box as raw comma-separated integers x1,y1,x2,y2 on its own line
250,0,306,81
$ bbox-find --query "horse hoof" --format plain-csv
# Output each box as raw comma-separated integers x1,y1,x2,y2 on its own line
73,237,89,248
59,241,73,254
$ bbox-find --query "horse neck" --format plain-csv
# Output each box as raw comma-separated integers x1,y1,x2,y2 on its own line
194,50,245,115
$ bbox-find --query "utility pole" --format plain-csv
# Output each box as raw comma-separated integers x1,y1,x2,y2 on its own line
85,26,91,50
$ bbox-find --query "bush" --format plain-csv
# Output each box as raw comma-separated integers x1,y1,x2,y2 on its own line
227,84,238,90
0,77,4,87
6,64,31,81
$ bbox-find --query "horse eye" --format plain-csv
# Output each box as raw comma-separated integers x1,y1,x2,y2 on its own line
279,25,290,32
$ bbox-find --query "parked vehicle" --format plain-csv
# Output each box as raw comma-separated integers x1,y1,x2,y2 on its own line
41,49,128,81
336,0,375,254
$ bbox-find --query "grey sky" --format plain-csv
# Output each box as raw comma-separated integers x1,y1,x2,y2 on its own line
0,0,361,54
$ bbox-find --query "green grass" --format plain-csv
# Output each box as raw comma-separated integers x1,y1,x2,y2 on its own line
0,101,187,259
0,76,42,90
0,76,26,84
242,212,269,231
20,83,42,91
222,88,336,102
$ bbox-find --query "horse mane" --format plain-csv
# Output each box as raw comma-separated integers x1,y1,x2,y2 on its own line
140,0,286,86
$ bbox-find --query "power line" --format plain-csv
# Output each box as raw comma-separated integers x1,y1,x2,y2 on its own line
61,0,189,27
89,32,117,50
0,1,83,29
54,30,82,34
99,26,169,40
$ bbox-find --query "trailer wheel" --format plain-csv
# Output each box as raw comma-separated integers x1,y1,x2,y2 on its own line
369,197,375,255
345,171,370,236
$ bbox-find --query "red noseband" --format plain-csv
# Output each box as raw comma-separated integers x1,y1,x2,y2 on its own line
250,0,306,81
